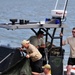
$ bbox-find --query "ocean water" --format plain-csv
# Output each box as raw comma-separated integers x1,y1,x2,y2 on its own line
0,0,75,65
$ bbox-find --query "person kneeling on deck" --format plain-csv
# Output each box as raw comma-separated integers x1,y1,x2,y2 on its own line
21,40,43,74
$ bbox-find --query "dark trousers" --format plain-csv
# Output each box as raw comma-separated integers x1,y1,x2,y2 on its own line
30,58,43,73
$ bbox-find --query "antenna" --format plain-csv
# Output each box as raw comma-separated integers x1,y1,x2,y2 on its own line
54,0,59,10
62,0,68,19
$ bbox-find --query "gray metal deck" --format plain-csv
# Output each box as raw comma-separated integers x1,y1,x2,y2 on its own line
0,22,66,30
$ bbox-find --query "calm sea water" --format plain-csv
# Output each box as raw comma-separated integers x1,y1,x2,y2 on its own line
0,0,75,65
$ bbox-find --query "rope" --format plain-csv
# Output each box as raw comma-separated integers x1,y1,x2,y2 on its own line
0,53,12,64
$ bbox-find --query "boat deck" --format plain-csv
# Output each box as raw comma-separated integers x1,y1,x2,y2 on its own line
0,22,66,30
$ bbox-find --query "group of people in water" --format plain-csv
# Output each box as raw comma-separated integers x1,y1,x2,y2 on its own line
20,27,75,75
